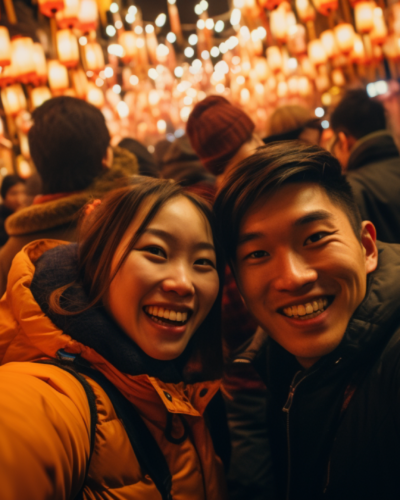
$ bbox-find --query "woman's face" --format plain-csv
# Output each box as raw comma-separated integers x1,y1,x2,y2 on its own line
105,196,219,361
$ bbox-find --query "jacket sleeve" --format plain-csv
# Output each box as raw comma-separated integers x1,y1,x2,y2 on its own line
0,362,92,500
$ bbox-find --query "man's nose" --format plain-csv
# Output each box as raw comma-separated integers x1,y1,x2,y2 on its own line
272,251,317,292
161,264,195,297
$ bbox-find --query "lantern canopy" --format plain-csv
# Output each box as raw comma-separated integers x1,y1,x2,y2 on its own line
0,27,11,67
38,0,64,17
334,23,355,53
354,2,374,34
1,84,27,115
48,60,69,91
57,29,79,67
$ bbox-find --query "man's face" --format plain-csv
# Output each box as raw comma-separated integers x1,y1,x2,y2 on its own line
235,183,378,368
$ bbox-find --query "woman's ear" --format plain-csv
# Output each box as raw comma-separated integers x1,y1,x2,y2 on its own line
360,221,378,275
102,146,114,170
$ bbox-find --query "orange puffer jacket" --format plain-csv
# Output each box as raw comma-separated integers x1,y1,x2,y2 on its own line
0,240,227,500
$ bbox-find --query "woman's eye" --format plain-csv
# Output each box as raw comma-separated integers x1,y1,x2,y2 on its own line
195,258,215,268
247,250,269,259
145,246,167,258
304,232,330,245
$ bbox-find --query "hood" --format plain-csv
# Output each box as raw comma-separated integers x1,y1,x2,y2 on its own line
348,131,399,171
5,147,138,236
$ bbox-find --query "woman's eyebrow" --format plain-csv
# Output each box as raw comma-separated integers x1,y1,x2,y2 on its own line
143,228,215,251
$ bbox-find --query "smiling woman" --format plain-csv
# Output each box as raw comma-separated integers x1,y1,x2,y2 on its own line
0,178,227,500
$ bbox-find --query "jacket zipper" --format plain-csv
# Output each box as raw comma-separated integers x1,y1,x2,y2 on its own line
282,370,310,500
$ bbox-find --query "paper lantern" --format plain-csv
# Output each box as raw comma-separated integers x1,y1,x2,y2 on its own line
312,0,338,16
321,30,339,58
72,68,89,98
48,60,69,91
0,27,11,67
1,84,27,115
350,34,366,63
0,64,15,87
298,76,312,97
382,35,399,61
277,81,288,98
145,29,158,64
33,43,48,85
296,0,315,22
254,58,270,81
11,37,35,83
287,76,299,95
334,23,355,53
31,86,52,109
86,82,104,108
56,0,80,28
84,43,105,72
308,39,328,66
370,7,387,45
259,0,285,10
331,68,346,86
119,32,137,63
270,6,288,43
355,2,374,34
301,56,317,79
78,0,98,32
57,30,79,67
315,74,330,92
38,0,64,17
267,46,283,73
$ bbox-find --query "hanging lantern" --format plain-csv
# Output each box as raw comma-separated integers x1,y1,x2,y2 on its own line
266,46,283,73
354,2,374,34
57,30,79,67
312,0,338,16
332,68,346,86
254,58,270,81
119,32,137,63
301,56,317,79
1,84,27,115
86,82,104,108
298,76,312,97
287,24,307,55
11,37,35,83
72,68,89,99
270,6,289,43
38,0,64,17
167,0,183,41
84,42,105,72
308,39,328,65
320,30,339,58
382,35,400,61
78,0,98,32
334,23,355,53
259,0,285,10
32,43,48,85
31,87,52,109
315,73,330,92
277,81,288,98
350,34,366,63
0,64,15,87
0,27,11,67
370,7,387,45
296,0,315,22
48,60,69,92
56,0,80,28
145,27,158,65
287,76,299,95
156,43,169,64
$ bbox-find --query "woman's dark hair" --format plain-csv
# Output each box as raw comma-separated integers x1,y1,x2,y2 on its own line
50,177,224,380
1,174,24,200
214,141,362,264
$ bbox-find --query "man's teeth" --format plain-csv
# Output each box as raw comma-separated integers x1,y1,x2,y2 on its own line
145,306,188,322
283,298,328,318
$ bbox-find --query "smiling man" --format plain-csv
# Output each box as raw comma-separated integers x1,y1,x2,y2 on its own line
214,141,400,499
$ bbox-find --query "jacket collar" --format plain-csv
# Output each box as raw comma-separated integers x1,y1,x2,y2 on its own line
348,130,399,171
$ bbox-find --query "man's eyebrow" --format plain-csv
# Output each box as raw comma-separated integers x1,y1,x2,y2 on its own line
143,228,215,251
292,210,334,227
237,231,264,247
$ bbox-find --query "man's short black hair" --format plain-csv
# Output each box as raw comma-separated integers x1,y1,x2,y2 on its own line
1,174,24,200
330,89,386,139
28,96,111,194
214,141,362,264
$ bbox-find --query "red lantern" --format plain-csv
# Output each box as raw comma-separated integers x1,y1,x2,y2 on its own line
38,0,64,17
56,0,79,28
354,2,374,34
11,37,35,84
312,0,338,16
57,29,79,67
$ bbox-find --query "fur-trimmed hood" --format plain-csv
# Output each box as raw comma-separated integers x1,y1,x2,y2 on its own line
5,146,138,236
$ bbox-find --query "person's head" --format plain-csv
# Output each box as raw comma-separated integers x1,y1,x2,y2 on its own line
1,174,27,212
330,89,386,170
28,96,112,195
118,138,159,178
214,141,378,368
186,95,262,177
265,105,322,146
52,178,224,378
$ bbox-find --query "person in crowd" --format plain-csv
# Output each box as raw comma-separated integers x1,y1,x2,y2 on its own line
0,96,138,297
118,137,160,178
330,88,400,243
0,178,228,499
263,104,322,146
0,174,27,246
214,141,400,499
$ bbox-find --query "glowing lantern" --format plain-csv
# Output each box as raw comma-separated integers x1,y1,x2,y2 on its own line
254,58,270,81
78,0,98,32
38,0,64,17
0,27,11,67
334,23,355,53
57,30,79,67
270,6,288,43
355,2,374,34
277,81,288,98
84,43,105,72
308,39,328,65
298,76,312,97
259,0,285,10
32,43,47,85
350,34,366,63
156,43,169,64
72,68,88,98
312,0,338,16
119,32,137,63
56,0,80,28
145,28,158,65
287,24,307,55
86,82,104,108
1,84,27,115
0,63,16,87
301,56,317,79
31,86,52,109
321,30,339,59
315,74,330,92
240,87,250,106
48,60,69,91
287,76,299,95
11,37,35,83
370,7,387,45
296,0,315,22
332,68,346,86
382,35,400,61
267,46,283,73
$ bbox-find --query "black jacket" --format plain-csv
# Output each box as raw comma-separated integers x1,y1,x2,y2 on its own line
346,131,400,244
240,241,400,500
0,204,12,247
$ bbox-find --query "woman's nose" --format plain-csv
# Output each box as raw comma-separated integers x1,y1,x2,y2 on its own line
273,252,317,292
161,265,195,296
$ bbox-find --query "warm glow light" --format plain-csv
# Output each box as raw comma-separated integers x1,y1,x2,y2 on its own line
266,46,282,72
334,23,355,53
1,84,27,115
184,47,194,58
106,25,116,37
354,2,374,34
86,82,104,107
370,7,387,44
48,60,69,91
174,66,183,77
78,0,98,32
118,31,136,62
33,43,47,84
296,0,315,22
84,42,105,72
130,74,139,85
308,39,327,66
155,13,167,27
57,29,79,67
321,30,338,58
38,0,64,17
108,43,124,57
0,27,11,67
157,119,167,133
31,86,52,109
215,20,224,33
117,101,129,118
56,0,79,27
189,34,198,45
230,9,241,26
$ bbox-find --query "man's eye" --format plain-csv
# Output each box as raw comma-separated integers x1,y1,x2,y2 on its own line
304,232,329,245
247,250,269,259
145,246,166,258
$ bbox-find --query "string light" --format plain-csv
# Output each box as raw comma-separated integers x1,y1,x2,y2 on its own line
106,25,116,37
115,20,122,29
155,13,167,27
188,34,198,45
113,84,121,94
167,32,176,43
134,26,143,35
110,2,118,13
174,66,183,77
104,66,113,78
194,4,203,15
184,47,195,57
197,19,205,29
210,46,220,57
215,20,224,33
129,74,139,85
230,9,241,26
145,25,154,34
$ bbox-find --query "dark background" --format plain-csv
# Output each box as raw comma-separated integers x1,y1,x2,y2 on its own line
135,0,230,23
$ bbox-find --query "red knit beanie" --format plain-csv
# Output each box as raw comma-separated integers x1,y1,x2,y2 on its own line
186,95,255,176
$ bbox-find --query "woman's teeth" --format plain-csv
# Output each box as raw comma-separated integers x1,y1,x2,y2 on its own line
283,297,329,319
144,306,188,323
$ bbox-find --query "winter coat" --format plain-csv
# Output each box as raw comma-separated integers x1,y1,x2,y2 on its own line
0,146,138,297
238,241,400,500
346,130,400,244
0,239,227,500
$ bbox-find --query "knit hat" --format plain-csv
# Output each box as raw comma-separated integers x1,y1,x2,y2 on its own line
186,95,255,175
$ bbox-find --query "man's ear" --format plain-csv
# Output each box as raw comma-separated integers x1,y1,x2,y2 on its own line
102,146,113,170
360,221,378,275
338,131,356,154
